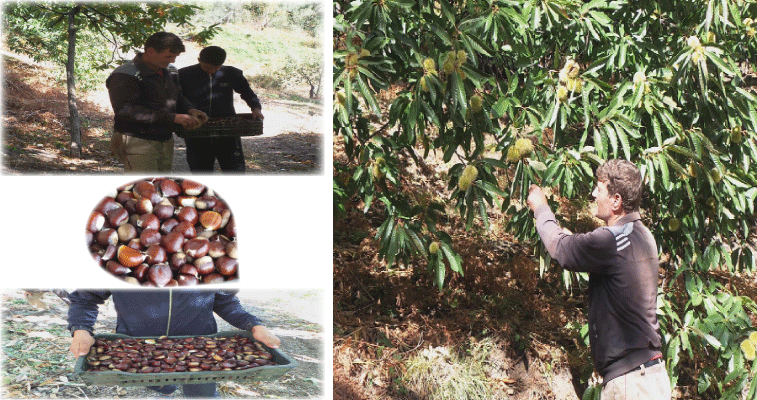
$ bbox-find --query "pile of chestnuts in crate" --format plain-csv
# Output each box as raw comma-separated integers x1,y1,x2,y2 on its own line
86,335,277,373
85,177,238,286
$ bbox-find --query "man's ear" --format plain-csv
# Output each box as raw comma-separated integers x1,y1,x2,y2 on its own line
612,193,623,212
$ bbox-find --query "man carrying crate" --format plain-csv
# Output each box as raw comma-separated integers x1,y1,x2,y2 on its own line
67,289,281,398
179,46,264,172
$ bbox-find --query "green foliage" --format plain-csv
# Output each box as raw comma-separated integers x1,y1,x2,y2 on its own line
276,53,324,99
3,2,219,88
334,0,757,398
191,2,322,36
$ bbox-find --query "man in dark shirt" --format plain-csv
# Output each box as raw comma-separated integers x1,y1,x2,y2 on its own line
68,289,280,398
106,32,208,172
178,46,263,172
527,159,671,399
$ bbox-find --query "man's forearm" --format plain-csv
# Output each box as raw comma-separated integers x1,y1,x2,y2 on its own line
213,291,261,329
67,290,110,334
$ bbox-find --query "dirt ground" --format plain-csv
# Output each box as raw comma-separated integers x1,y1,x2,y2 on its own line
1,290,324,398
1,52,323,174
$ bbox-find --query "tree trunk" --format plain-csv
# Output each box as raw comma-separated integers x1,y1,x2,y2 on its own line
66,6,82,159
315,68,322,99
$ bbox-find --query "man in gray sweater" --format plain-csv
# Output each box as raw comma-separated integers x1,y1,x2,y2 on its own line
527,159,671,399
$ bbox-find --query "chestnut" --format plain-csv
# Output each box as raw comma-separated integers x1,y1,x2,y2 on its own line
177,195,197,208
133,181,157,201
216,257,238,277
181,179,204,196
225,242,238,259
177,274,199,286
160,179,181,197
225,217,236,237
194,256,215,275
140,228,161,247
218,209,232,229
106,260,130,275
86,211,106,233
137,214,160,231
117,223,138,242
101,244,117,261
148,264,172,287
207,241,226,258
145,245,167,265
160,218,180,234
123,276,140,286
179,264,198,277
106,207,129,227
153,201,175,220
97,229,119,247
199,211,222,230
195,196,217,210
162,231,185,253
135,197,153,214
126,238,143,250
177,207,199,225
115,191,134,205
169,252,189,270
124,199,138,214
197,229,215,239
184,238,209,258
202,273,225,284
95,197,121,214
117,245,146,268
174,221,197,239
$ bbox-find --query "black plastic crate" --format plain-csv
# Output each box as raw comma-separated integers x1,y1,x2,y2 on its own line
74,330,296,387
176,114,263,138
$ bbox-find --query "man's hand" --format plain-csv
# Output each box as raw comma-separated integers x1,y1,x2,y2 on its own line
251,108,264,121
174,114,200,129
188,109,209,125
252,325,280,349
527,184,548,213
70,330,95,359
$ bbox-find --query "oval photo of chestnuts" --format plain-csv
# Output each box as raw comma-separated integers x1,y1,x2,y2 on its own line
85,177,238,287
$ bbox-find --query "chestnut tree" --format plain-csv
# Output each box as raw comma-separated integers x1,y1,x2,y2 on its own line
333,0,757,398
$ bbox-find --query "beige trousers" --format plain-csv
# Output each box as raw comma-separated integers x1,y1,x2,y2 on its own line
601,361,672,400
112,131,174,172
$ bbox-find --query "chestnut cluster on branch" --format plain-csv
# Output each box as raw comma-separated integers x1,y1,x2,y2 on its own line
85,178,239,287
86,335,276,373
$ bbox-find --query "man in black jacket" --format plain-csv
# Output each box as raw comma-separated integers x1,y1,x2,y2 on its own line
527,160,671,399
178,46,264,172
67,289,280,398
107,32,208,172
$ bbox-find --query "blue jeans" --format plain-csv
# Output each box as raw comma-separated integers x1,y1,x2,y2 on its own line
149,383,217,398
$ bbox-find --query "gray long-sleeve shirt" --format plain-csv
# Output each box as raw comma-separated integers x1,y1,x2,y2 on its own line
534,204,662,382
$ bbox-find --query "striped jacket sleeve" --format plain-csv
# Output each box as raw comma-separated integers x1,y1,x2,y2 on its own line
534,204,617,274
